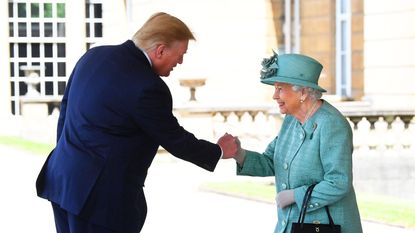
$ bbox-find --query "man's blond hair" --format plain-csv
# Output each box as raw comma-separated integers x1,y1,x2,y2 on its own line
132,12,196,52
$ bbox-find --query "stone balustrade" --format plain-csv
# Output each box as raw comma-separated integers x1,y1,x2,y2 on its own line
174,101,415,152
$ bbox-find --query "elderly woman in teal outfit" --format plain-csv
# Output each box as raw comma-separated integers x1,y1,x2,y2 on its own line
231,52,363,233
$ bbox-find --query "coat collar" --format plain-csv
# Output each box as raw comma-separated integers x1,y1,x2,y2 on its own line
123,40,152,67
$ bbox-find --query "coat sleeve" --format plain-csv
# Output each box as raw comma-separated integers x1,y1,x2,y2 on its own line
236,137,277,177
131,80,221,171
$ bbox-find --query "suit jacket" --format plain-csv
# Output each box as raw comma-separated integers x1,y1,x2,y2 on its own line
36,40,221,232
237,100,363,233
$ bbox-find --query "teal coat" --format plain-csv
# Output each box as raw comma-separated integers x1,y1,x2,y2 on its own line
237,100,362,233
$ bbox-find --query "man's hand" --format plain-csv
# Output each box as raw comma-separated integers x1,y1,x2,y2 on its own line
217,133,237,159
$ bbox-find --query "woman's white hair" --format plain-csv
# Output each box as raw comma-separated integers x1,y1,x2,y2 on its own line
292,85,323,101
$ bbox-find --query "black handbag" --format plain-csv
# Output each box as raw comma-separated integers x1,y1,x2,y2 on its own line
291,184,341,233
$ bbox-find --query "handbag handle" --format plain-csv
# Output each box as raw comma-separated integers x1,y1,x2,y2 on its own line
297,184,336,229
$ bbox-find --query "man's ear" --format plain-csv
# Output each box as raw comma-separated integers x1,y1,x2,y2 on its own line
154,44,166,59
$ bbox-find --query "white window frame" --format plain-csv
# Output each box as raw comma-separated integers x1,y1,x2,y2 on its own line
85,0,103,49
8,0,67,115
335,0,352,98
283,0,301,54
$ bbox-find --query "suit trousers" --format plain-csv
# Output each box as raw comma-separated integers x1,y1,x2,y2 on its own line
52,203,117,233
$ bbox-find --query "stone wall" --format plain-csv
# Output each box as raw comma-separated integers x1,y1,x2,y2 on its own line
353,148,415,200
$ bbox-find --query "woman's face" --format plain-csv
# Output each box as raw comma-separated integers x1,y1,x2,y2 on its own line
272,82,302,115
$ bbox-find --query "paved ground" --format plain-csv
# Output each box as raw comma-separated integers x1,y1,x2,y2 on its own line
0,144,414,233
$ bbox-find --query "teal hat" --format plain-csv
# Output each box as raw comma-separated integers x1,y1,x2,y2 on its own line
260,52,326,92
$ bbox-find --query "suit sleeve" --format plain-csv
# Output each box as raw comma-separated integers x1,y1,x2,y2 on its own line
56,72,74,142
131,81,221,171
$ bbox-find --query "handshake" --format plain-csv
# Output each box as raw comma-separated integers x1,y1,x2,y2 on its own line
217,133,246,164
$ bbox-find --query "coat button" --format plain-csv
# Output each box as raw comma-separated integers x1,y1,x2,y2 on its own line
283,163,288,170
309,204,314,208
281,183,287,189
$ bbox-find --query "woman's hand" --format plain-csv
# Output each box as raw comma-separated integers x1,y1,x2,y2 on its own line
276,189,295,208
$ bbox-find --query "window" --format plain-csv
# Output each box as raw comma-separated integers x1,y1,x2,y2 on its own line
281,0,301,54
8,0,67,115
85,0,103,50
336,0,352,98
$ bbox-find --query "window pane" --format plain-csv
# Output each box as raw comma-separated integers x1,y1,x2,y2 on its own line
57,3,65,18
58,81,66,95
45,81,53,95
18,43,27,57
44,22,53,37
8,3,13,17
18,62,27,76
45,63,53,77
9,22,14,37
9,43,14,57
11,82,15,96
31,23,40,37
341,0,348,14
94,4,102,18
10,63,15,77
58,62,66,76
19,81,28,96
18,22,27,37
44,3,52,18
18,3,26,18
94,23,102,37
341,22,346,50
86,4,90,18
57,23,65,37
32,43,40,57
31,3,39,18
44,43,53,57
341,55,347,84
57,43,65,57
11,100,15,114
86,23,90,37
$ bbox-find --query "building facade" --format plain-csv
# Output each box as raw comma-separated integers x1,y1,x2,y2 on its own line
0,0,414,137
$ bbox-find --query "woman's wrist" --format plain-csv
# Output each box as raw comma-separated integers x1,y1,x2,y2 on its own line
234,148,246,165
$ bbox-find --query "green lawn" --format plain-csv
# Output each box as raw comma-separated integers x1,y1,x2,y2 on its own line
0,136,54,155
201,181,415,229
200,181,276,203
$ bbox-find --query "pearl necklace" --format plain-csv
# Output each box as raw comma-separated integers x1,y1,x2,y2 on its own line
303,100,319,123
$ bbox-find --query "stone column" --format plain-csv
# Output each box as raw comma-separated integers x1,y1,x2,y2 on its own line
102,1,128,44
364,0,415,109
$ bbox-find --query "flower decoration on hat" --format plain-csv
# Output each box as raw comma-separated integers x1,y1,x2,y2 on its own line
260,50,279,80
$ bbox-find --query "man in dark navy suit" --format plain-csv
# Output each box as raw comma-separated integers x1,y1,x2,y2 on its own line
36,12,238,233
